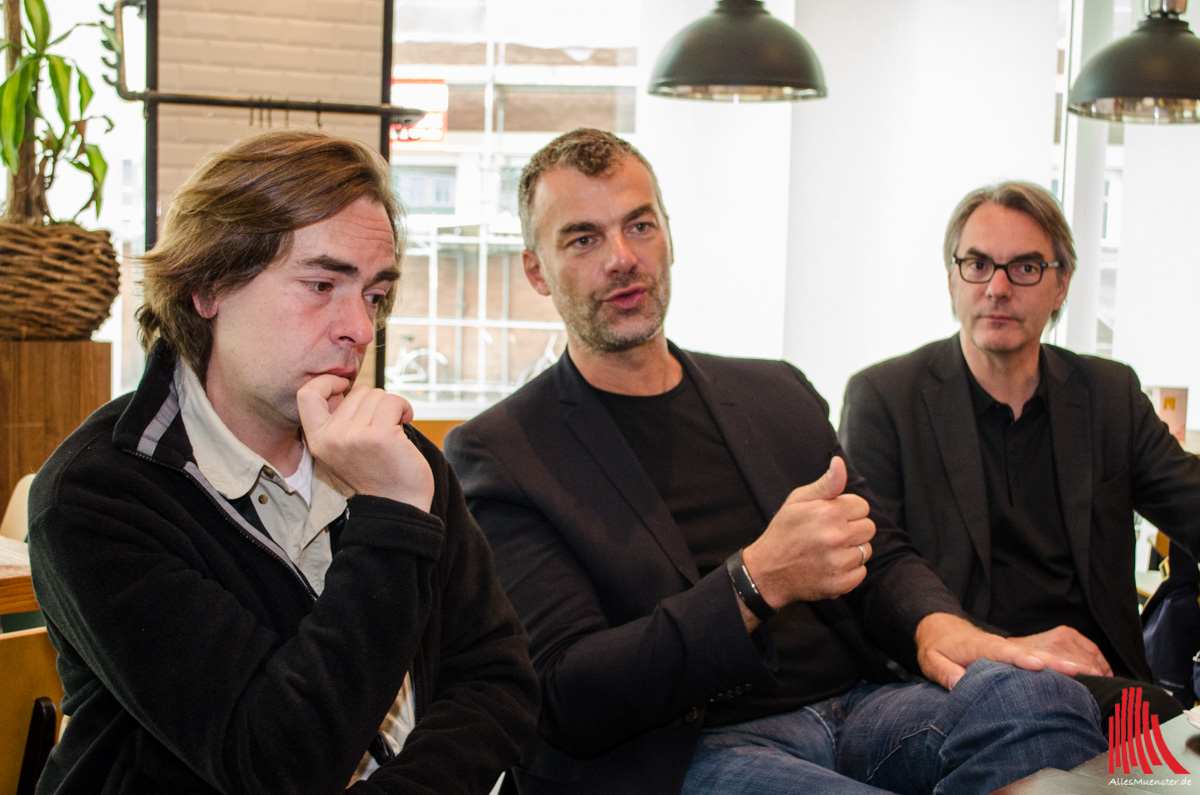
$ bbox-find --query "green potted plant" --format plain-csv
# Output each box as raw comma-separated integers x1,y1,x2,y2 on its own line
1,0,119,341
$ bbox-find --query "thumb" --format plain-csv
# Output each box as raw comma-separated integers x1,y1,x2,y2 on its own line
790,455,848,502
296,374,349,436
920,651,966,691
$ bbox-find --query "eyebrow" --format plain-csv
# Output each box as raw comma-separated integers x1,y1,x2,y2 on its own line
297,254,400,284
556,204,658,241
963,246,1048,261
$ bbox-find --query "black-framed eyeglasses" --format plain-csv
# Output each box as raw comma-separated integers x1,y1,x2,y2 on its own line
951,256,1061,286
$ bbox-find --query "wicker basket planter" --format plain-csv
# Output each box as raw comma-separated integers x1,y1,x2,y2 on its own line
0,222,121,341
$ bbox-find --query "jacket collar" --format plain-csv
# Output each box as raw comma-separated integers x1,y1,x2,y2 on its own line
923,337,992,607
112,340,194,469
1041,344,1094,596
110,341,319,595
924,336,1094,602
551,344,697,583
547,341,886,672
546,341,805,585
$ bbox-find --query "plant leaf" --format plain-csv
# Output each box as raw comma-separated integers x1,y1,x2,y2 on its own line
47,54,72,131
99,23,121,57
84,143,107,183
84,142,107,214
67,158,99,220
67,155,105,219
48,21,92,49
0,59,33,173
23,0,51,53
41,128,62,159
77,69,93,116
69,119,86,152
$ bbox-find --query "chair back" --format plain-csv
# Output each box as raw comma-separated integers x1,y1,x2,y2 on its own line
0,627,64,794
0,475,35,542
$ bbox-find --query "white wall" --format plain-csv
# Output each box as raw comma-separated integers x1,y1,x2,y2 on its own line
1111,124,1200,413
782,0,1060,422
636,0,795,361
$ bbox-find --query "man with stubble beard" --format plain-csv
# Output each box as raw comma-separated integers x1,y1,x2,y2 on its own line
445,129,1107,795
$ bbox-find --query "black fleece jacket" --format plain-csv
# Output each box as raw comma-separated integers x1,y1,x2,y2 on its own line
29,342,538,794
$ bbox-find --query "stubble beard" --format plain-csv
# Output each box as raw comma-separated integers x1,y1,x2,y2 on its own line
552,272,671,354
953,292,1029,357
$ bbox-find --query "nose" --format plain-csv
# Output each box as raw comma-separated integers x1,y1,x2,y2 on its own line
333,294,376,347
606,233,638,274
986,267,1013,299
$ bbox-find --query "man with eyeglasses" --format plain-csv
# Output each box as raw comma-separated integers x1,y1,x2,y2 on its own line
839,180,1200,721
446,137,1108,795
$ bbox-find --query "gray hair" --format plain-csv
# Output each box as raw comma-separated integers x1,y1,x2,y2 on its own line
943,181,1075,323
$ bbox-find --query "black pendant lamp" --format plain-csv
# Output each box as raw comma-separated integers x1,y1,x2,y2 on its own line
648,0,826,102
1068,0,1200,123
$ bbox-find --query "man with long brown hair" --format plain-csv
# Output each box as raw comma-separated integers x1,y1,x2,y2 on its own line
29,130,538,794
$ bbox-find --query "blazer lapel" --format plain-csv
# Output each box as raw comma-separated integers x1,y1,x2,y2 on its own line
553,351,700,584
678,346,873,650
924,338,994,607
1043,347,1093,596
675,346,793,522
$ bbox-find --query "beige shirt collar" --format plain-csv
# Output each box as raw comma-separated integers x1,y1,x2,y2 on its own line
175,361,271,500
173,362,351,552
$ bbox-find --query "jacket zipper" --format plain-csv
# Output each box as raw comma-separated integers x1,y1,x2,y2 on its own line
126,449,317,602
128,448,426,739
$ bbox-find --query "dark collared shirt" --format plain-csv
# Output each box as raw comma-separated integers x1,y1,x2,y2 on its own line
966,359,1123,675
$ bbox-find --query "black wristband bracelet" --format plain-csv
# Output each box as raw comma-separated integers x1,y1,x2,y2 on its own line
725,548,776,622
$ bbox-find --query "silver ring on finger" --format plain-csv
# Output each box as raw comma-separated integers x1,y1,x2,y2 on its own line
856,543,867,568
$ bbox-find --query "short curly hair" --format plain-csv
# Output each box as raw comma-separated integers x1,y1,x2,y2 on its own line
518,127,665,251
137,130,404,376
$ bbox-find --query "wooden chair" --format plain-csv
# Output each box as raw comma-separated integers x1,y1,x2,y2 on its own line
0,628,64,795
410,419,464,450
1,474,35,542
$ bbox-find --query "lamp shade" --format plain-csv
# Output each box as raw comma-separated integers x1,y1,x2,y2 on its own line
648,0,826,101
1068,11,1200,123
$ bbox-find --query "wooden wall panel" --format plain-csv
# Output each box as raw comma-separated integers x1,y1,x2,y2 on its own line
0,341,111,508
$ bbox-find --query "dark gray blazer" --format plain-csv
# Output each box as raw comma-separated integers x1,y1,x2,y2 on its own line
446,342,966,795
839,335,1200,682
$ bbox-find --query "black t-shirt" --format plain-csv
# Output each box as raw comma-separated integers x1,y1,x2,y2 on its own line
594,371,864,725
966,364,1122,675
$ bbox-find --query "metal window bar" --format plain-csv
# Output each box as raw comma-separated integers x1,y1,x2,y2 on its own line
98,0,424,388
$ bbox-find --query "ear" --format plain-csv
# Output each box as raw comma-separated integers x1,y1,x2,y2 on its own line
523,249,552,296
193,292,218,319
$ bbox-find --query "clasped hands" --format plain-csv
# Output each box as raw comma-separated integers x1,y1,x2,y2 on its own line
297,374,434,512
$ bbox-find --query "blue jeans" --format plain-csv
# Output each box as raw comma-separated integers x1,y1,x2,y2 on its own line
681,660,1107,795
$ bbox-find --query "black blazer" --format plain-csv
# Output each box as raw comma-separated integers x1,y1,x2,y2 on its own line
446,343,965,795
839,335,1200,682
